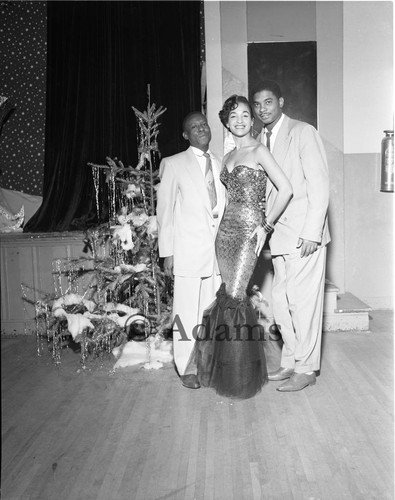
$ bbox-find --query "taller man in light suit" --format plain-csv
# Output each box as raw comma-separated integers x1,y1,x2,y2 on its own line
156,112,226,389
252,81,330,392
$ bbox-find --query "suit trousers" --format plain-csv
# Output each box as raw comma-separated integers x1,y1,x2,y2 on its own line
271,246,327,373
172,272,222,376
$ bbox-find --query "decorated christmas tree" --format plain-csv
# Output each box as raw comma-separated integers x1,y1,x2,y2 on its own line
30,86,173,368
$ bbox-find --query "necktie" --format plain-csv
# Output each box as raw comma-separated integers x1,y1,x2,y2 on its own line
266,129,272,151
203,152,217,209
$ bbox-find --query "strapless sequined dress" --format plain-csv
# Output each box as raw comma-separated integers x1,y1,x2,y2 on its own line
193,165,268,400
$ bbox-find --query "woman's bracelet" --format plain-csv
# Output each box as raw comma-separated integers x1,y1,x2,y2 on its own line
261,218,274,233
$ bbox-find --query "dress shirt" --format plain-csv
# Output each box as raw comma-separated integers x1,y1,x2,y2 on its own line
264,113,285,150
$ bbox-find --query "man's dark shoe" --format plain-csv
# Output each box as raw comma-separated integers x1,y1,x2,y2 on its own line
181,374,201,389
277,372,316,392
268,367,294,381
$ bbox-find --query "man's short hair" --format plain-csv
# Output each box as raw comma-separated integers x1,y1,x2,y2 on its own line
251,80,283,100
182,111,206,133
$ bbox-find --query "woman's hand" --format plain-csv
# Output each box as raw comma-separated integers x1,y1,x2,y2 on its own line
250,225,268,256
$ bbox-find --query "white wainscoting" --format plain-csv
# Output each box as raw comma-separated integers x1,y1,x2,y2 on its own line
1,232,88,335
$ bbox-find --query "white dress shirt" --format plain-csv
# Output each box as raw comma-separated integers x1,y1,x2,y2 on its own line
264,113,285,150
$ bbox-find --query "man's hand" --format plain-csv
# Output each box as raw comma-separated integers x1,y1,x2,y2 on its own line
250,225,268,256
163,256,174,277
297,238,318,257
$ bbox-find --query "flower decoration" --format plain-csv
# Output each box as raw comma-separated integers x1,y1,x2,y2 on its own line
112,223,134,251
125,183,142,199
146,215,158,238
129,208,149,228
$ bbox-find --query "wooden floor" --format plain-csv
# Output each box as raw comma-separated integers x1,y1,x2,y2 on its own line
1,311,394,500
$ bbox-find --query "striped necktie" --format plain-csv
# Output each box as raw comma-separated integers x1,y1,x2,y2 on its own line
203,152,217,209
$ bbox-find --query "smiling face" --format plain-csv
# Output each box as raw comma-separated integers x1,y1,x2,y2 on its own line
182,113,211,152
252,90,284,128
227,102,253,137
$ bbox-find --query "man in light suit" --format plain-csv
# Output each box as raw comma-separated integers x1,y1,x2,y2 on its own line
156,112,226,389
252,80,330,392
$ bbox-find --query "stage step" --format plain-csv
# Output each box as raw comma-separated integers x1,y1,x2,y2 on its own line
323,289,371,332
323,279,340,313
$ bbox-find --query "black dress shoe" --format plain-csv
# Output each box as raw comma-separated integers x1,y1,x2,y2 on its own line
268,367,294,381
181,374,201,389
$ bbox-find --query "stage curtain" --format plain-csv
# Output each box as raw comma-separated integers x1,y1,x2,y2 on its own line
25,1,202,232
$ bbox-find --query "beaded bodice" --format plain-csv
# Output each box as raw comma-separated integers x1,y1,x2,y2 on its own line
220,165,266,211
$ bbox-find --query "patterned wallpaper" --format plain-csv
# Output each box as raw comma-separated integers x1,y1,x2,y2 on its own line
0,0,46,195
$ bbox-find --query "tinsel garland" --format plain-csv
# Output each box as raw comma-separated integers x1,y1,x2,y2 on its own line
26,86,173,370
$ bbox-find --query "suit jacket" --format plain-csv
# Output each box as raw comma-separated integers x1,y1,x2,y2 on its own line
156,146,226,277
265,114,331,255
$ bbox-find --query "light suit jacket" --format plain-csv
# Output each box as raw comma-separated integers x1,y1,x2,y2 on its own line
156,146,226,278
265,114,331,255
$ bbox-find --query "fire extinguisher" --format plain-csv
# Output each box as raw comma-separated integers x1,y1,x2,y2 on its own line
380,130,394,193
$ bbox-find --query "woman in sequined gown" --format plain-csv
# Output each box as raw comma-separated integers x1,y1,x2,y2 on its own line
192,95,293,399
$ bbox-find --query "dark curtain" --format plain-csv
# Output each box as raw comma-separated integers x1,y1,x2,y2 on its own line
25,1,202,232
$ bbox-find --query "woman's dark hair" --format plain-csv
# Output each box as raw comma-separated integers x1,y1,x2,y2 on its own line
218,95,254,127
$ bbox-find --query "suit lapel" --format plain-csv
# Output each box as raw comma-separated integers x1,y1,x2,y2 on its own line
272,115,293,167
266,115,293,200
184,147,212,212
